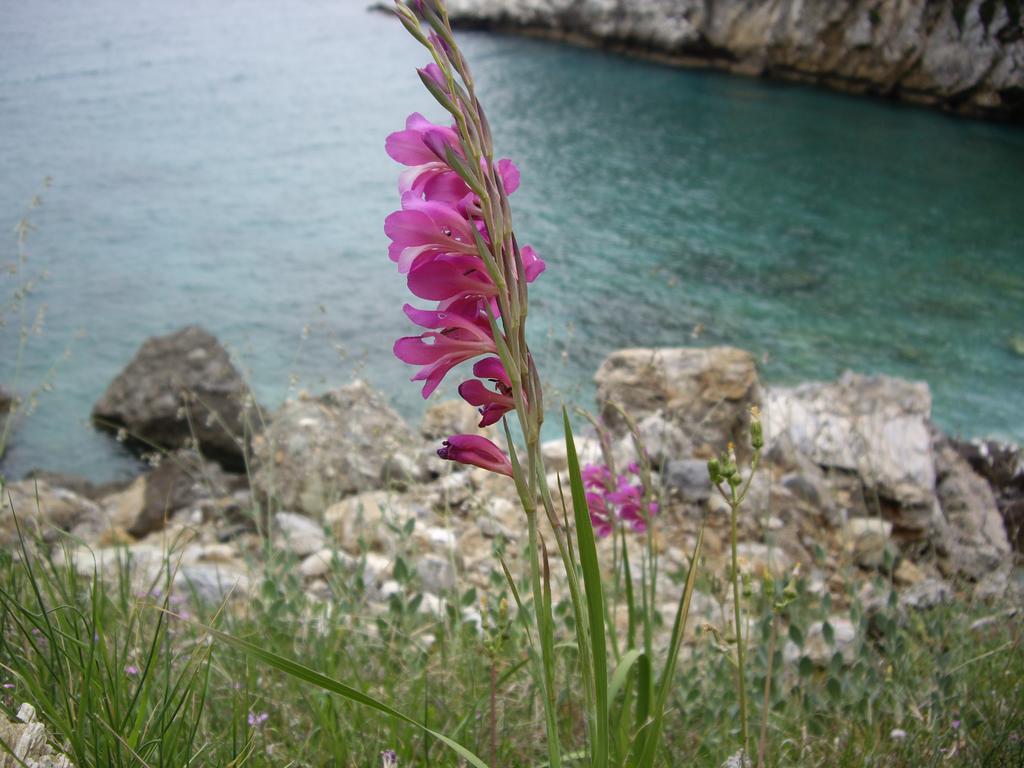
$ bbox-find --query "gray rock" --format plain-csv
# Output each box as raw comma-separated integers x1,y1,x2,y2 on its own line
251,381,421,518
2,480,104,546
416,553,457,594
898,578,953,611
933,437,1011,580
784,616,858,667
0,703,74,768
91,326,260,470
594,347,759,459
129,450,245,538
273,512,326,557
664,459,712,503
175,563,250,604
842,517,894,570
763,372,944,541
446,0,1024,121
955,438,1024,552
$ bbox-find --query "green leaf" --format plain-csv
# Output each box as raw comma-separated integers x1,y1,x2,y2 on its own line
789,624,804,647
609,648,645,705
563,408,609,768
823,621,835,646
201,623,490,768
632,524,705,768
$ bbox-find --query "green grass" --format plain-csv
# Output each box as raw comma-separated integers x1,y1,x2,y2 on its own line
0,519,1021,767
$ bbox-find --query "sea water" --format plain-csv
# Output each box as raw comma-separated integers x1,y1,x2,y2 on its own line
1,0,1022,481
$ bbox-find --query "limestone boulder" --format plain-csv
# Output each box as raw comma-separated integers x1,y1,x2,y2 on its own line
762,372,941,538
594,347,759,461
933,437,1011,580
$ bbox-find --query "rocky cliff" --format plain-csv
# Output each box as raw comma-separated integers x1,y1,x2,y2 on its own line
444,0,1024,120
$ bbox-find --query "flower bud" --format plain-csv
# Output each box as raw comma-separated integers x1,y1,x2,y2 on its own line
707,458,721,484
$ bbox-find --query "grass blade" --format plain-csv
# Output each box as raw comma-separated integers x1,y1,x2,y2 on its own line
562,408,608,768
198,622,490,768
633,524,705,768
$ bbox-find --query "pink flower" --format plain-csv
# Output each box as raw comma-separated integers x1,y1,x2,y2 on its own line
586,491,613,537
385,112,460,167
393,302,496,397
124,664,139,677
581,462,658,537
458,357,514,427
437,434,513,476
407,253,496,302
385,195,479,273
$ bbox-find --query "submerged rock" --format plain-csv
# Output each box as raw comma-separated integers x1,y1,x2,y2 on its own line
91,326,261,471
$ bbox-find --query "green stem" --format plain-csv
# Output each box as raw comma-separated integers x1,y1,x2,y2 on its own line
527,481,561,768
729,481,749,758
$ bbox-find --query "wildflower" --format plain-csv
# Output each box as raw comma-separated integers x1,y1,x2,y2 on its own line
387,3,545,481
581,462,658,537
457,357,514,426
393,302,497,398
380,749,398,768
247,711,269,728
124,664,139,677
437,435,513,477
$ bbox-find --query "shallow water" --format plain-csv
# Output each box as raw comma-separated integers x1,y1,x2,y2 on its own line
1,0,1023,482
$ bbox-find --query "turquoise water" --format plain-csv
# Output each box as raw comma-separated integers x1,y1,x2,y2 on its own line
1,0,1023,482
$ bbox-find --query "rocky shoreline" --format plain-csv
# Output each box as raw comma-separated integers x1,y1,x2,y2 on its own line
2,326,1022,651
439,0,1024,122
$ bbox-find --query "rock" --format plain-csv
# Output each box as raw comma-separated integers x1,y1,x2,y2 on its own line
784,616,857,668
2,480,104,546
22,470,127,501
594,347,759,459
420,400,481,440
719,751,752,768
933,437,1011,580
0,703,74,768
175,563,250,604
763,372,941,538
446,0,1024,121
541,436,603,474
273,512,326,557
898,578,953,611
416,553,457,593
893,558,926,586
735,542,793,577
130,450,245,538
842,517,893,570
299,548,356,579
325,490,416,553
612,412,693,468
91,326,260,471
251,381,421,517
664,459,712,503
955,438,1024,552
0,388,16,461
92,476,148,539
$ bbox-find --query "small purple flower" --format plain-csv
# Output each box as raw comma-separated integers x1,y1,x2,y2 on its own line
247,711,269,728
380,749,398,768
2,683,14,690
124,665,139,677
582,462,658,537
952,718,961,730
